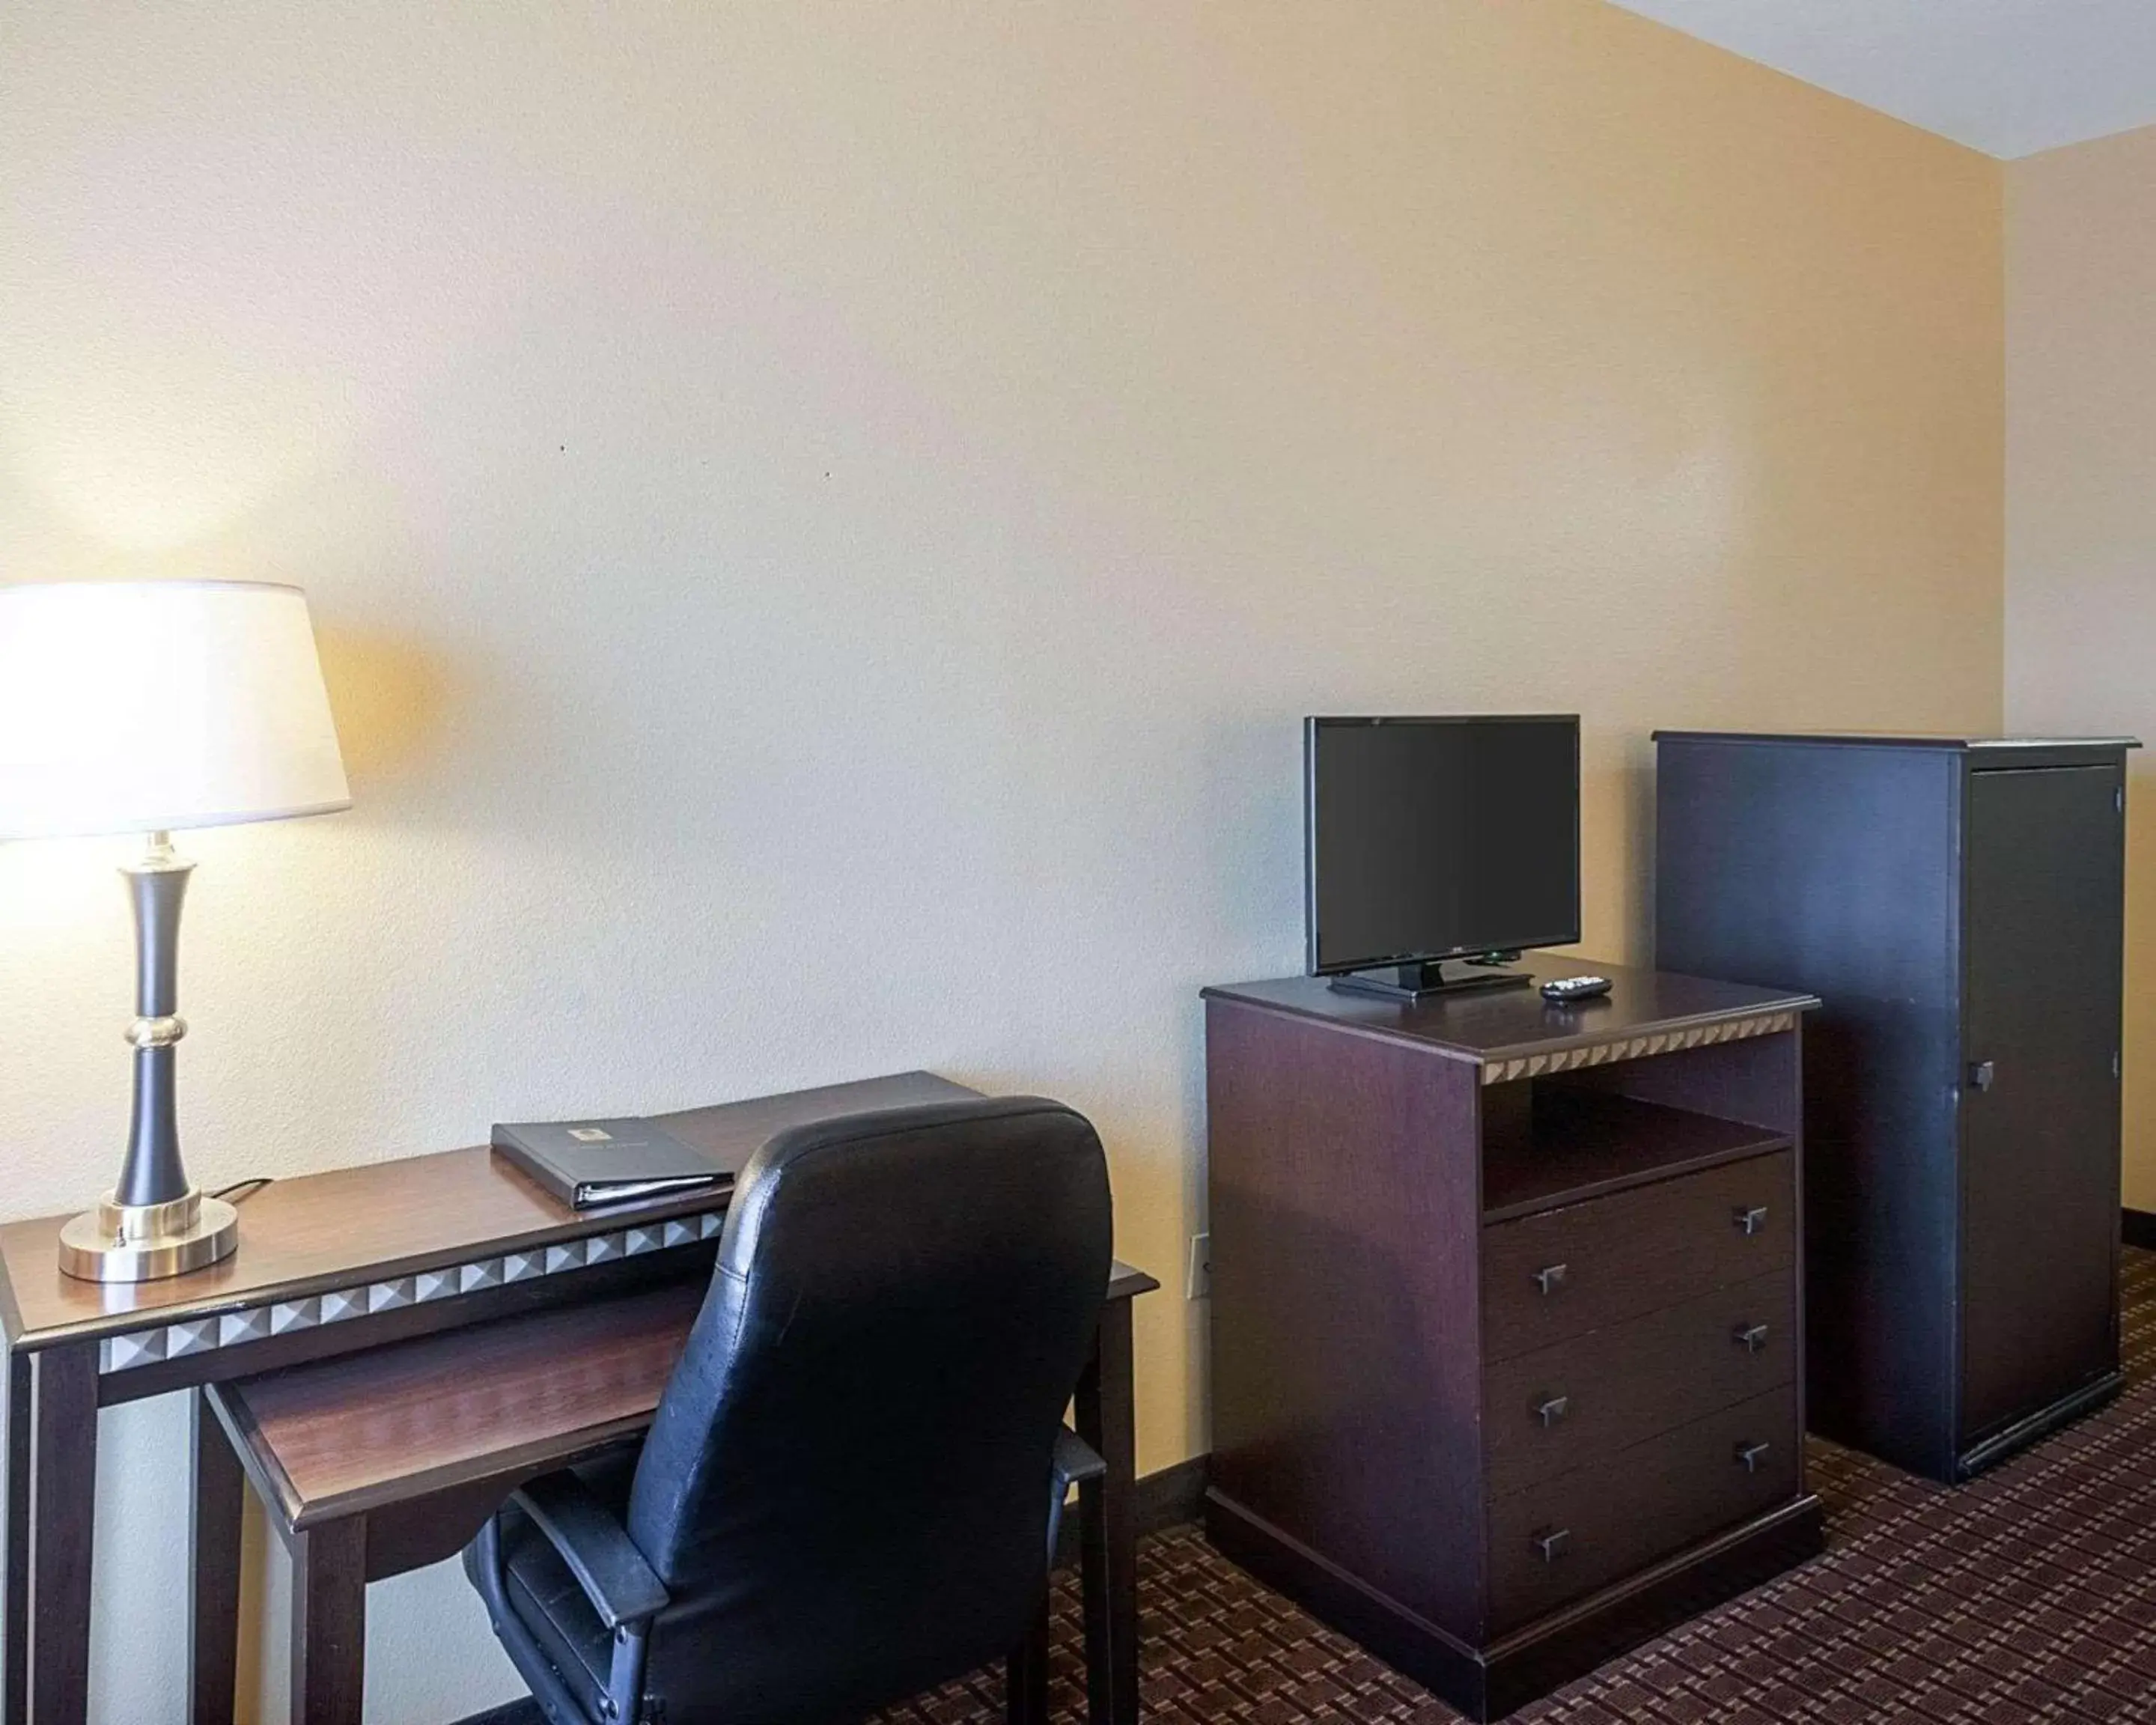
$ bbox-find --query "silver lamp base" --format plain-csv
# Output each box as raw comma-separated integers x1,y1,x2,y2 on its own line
58,1189,239,1283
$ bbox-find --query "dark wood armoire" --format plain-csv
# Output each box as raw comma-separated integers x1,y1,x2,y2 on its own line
1654,731,2137,1483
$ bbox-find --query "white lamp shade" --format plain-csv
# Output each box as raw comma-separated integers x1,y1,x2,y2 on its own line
0,580,350,839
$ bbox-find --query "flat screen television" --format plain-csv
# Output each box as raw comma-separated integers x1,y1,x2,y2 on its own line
1305,714,1580,1000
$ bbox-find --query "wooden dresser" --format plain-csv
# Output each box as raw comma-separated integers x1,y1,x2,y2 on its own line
1202,960,1824,1720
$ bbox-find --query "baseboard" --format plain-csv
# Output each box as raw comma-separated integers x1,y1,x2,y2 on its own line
1135,1450,1211,1530
1044,1449,1208,1567
2125,1207,2156,1250
451,1454,1211,1725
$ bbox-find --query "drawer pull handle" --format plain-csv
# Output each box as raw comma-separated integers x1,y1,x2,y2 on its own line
1532,1527,1571,1563
1532,1263,1569,1296
1734,1205,1770,1236
1735,1440,1773,1474
1532,1394,1569,1428
1734,1322,1770,1354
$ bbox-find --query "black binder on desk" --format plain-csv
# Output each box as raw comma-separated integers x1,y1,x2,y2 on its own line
490,1119,731,1210
493,1071,981,1211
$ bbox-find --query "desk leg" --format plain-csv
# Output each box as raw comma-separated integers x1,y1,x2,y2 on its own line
190,1390,243,1725
289,1520,366,1725
1075,1299,1139,1725
4,1350,30,1725
28,1345,97,1725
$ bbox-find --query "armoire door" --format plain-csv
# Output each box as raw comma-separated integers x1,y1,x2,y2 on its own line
1959,763,2126,1446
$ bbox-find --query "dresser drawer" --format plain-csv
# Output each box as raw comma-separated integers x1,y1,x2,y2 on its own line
1486,1384,1799,1632
1482,1151,1794,1362
1484,1269,1795,1497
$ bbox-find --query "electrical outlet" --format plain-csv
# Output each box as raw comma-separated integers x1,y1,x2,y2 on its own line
1187,1232,1212,1300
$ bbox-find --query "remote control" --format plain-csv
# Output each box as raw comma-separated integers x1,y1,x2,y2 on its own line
1541,975,1613,1003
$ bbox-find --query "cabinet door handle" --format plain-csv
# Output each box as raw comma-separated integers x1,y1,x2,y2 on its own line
1970,1060,1997,1092
1532,1393,1569,1428
1734,1205,1770,1236
1734,1322,1770,1354
1735,1440,1773,1473
1532,1263,1568,1296
1532,1527,1571,1563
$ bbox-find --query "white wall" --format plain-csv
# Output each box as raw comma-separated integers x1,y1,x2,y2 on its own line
2006,121,2156,1210
1,4,2003,1719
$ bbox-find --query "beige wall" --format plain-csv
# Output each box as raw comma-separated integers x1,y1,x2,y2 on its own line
2007,123,2156,1211
1,4,2002,1719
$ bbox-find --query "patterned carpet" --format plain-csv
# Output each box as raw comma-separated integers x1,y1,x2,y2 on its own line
881,1247,2156,1724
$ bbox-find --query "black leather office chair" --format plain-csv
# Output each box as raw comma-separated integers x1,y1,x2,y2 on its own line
463,1095,1115,1725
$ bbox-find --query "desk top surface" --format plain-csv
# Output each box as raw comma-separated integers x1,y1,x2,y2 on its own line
0,1070,1055,1350
1203,957,1818,1065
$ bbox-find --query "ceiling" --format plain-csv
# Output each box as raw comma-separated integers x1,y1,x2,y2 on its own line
1607,0,2156,159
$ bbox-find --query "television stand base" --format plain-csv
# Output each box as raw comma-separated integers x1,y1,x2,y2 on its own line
1329,958,1534,1003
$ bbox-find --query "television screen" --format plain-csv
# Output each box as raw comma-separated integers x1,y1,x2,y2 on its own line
1305,715,1580,975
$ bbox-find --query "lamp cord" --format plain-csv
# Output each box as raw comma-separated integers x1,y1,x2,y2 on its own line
211,1177,274,1204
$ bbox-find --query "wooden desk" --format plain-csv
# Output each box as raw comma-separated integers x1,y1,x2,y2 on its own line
0,1072,1157,1725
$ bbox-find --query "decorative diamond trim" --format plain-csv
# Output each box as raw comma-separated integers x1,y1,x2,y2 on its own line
218,1308,271,1348
365,1278,415,1314
270,1298,320,1335
319,1288,366,1324
101,1330,166,1372
95,1207,728,1372
165,1318,219,1359
1481,1011,1799,1086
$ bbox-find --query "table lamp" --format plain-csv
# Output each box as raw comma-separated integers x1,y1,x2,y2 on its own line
0,580,350,1282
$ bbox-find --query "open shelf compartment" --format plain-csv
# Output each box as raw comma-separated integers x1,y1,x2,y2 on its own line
1480,1058,1794,1223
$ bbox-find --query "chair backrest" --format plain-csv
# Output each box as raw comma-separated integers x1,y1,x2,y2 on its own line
625,1095,1113,1722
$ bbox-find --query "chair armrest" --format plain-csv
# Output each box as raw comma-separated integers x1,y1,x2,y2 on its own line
1044,1426,1106,1569
1052,1426,1106,1495
511,1470,671,1631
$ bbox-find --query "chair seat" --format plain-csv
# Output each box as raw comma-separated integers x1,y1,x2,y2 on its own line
463,1451,641,1722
